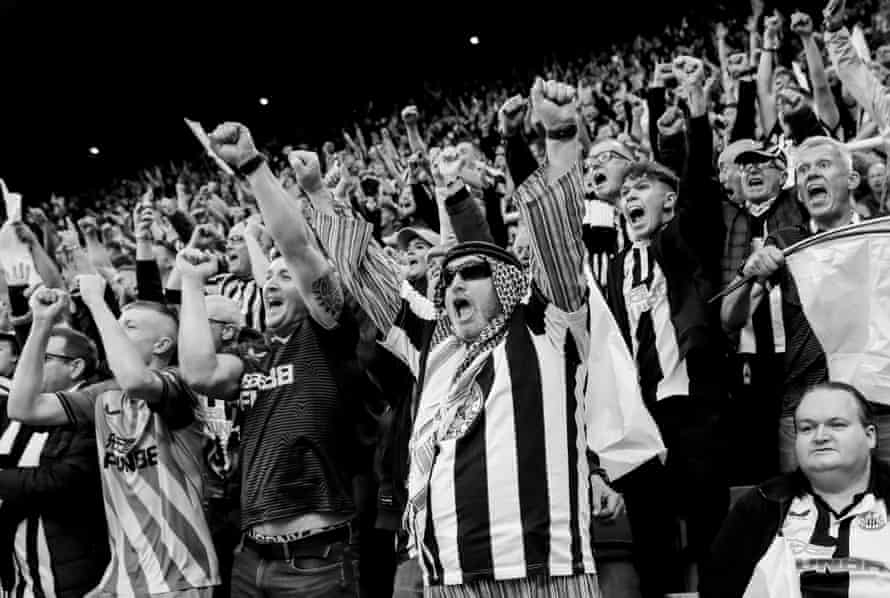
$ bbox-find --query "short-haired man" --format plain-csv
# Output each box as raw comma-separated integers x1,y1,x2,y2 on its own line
722,136,890,470
0,326,108,597
701,382,890,597
8,284,219,597
396,226,441,297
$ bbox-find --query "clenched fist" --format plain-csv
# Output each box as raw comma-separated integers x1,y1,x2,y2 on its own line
498,95,528,138
823,0,846,31
742,246,785,281
530,78,578,132
208,122,261,170
401,105,420,127
176,248,218,282
288,150,323,194
30,287,68,324
791,11,814,37
657,106,685,137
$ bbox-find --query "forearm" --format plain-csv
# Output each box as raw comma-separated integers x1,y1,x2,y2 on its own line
803,36,839,129
86,298,155,392
827,27,890,131
29,243,64,291
757,50,777,132
0,453,95,501
178,277,224,387
646,87,667,161
248,163,314,257
136,257,165,303
7,319,52,421
406,125,427,154
244,234,270,286
445,186,494,244
721,280,757,332
504,133,539,187
84,235,114,272
730,79,758,142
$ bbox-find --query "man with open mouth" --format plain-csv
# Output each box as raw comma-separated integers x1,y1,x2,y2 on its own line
309,78,624,597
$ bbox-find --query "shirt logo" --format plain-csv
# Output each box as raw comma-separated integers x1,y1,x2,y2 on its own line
788,509,811,519
857,511,887,531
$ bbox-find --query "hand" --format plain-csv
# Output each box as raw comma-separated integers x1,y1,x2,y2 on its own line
29,287,69,323
77,216,99,238
27,207,49,228
13,222,38,247
657,106,685,136
208,122,260,170
6,262,31,288
715,22,729,40
728,53,751,79
591,474,625,521
188,224,220,249
823,0,845,31
742,246,786,280
763,15,782,49
530,77,578,132
652,62,676,88
175,248,219,282
74,274,107,306
244,215,265,242
158,197,177,217
437,147,465,183
401,105,420,127
673,55,705,85
791,11,814,37
497,95,528,137
682,79,709,118
289,150,324,194
134,206,154,241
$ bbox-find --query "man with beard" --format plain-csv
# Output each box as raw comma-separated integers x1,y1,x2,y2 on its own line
723,136,890,469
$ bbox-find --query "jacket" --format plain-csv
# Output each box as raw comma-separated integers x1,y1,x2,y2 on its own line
699,457,890,598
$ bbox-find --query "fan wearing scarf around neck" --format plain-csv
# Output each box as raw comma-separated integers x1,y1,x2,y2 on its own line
310,78,623,596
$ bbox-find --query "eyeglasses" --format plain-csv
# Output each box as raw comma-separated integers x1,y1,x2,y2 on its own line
742,161,783,174
44,352,77,363
441,260,492,288
589,151,632,167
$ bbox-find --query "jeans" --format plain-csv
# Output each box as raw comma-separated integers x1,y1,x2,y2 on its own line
230,529,360,598
779,412,890,472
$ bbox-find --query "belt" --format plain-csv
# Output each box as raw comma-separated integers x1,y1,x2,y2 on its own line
242,521,352,561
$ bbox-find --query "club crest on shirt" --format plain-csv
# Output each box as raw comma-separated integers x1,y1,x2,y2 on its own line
788,509,811,519
857,510,887,531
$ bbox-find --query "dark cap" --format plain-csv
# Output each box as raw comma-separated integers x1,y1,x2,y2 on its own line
442,241,522,271
735,144,788,168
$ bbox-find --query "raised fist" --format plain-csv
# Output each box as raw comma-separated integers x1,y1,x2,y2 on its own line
208,122,260,170
823,0,846,31
673,55,705,84
13,222,38,247
657,106,686,137
401,105,420,127
30,287,68,323
75,274,107,306
530,78,578,132
791,11,814,37
189,224,221,249
652,63,677,87
27,208,49,228
498,95,528,138
728,53,751,79
437,147,465,183
288,150,323,194
158,197,177,217
134,206,154,241
763,15,782,49
176,248,218,282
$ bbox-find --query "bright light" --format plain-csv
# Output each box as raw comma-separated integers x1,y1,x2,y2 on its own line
469,35,479,46
89,146,100,156
259,97,269,106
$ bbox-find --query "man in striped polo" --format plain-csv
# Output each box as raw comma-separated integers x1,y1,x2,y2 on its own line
8,281,220,597
311,78,624,597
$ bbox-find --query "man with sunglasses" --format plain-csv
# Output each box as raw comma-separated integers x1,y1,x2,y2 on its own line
0,325,110,597
310,78,623,597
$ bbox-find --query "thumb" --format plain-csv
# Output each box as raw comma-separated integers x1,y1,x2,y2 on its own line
530,77,545,107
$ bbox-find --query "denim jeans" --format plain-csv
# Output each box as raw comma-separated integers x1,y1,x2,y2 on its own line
780,412,890,472
230,529,360,598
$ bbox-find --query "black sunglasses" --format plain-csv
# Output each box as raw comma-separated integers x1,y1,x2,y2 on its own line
441,260,492,288
44,352,78,363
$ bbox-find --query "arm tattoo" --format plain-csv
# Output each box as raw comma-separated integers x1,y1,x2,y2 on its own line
311,272,344,320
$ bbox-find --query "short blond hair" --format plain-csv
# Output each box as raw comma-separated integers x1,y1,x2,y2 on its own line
795,136,853,172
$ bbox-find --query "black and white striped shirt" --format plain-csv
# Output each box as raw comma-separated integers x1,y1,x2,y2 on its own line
207,273,265,332
314,162,601,586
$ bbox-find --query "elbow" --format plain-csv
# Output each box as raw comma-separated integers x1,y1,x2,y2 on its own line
7,397,30,422
117,368,159,396
180,362,218,395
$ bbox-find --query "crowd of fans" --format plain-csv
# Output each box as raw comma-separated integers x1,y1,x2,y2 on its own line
2,0,890,597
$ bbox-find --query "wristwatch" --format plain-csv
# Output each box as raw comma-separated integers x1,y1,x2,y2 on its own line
236,153,267,179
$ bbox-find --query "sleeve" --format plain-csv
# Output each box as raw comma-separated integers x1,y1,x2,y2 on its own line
137,259,165,303
56,379,118,425
646,87,667,163
377,280,439,377
445,186,495,244
0,426,100,503
167,210,194,244
504,134,539,187
729,79,758,142
145,368,199,430
481,186,509,249
514,160,588,312
657,129,687,177
827,27,890,133
410,183,440,233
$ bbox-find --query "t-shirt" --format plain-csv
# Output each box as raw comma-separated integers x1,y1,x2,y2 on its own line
57,368,219,596
233,315,360,531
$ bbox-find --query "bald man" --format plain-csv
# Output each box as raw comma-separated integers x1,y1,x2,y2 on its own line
8,277,219,597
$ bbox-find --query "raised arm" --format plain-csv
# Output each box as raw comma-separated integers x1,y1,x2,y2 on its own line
175,248,245,400
793,11,840,131
515,78,587,313
209,124,342,329
7,289,72,425
402,106,428,155
824,0,890,132
757,15,781,134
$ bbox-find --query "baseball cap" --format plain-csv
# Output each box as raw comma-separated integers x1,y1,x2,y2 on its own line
205,295,245,328
735,143,788,168
718,139,760,167
396,227,441,252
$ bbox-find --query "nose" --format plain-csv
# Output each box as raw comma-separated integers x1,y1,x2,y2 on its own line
813,423,832,442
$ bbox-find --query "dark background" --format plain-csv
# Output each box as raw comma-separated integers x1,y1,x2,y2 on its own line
0,0,841,200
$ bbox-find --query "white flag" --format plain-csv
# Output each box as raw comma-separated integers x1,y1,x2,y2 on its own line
585,287,667,480
785,218,890,405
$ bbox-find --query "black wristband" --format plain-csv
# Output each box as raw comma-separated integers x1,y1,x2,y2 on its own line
545,124,579,140
8,285,29,318
237,153,267,179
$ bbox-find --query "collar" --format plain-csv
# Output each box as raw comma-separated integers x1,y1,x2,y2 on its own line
745,195,779,218
809,211,861,234
759,457,890,505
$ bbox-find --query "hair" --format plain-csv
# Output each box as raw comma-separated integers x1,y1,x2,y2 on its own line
795,136,854,172
797,381,875,429
51,326,99,381
621,161,680,193
121,300,180,325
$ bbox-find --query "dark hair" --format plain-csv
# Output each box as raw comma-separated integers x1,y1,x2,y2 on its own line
797,381,875,428
50,326,99,381
621,161,680,193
